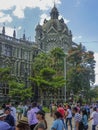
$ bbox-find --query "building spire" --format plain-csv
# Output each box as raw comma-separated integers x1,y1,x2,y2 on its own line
23,29,26,40
50,3,59,19
2,23,5,35
13,26,16,38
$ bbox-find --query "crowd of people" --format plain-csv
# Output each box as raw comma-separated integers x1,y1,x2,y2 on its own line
0,101,98,130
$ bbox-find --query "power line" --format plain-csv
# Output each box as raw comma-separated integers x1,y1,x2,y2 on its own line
79,41,98,43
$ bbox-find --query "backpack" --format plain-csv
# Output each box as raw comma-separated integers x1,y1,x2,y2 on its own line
78,121,84,130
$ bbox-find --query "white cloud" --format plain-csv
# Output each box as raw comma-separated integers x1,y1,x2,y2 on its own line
17,26,22,30
0,26,14,37
40,13,50,25
94,53,98,85
59,15,70,24
0,14,12,23
73,35,82,41
0,0,61,18
0,26,22,37
0,12,4,17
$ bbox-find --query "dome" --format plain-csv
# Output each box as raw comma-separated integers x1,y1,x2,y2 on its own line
42,18,69,34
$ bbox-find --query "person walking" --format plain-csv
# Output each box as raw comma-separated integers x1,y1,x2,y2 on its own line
0,110,12,130
66,105,72,130
9,103,17,125
57,104,66,129
73,107,82,130
4,107,15,129
89,107,98,130
34,111,47,130
81,109,88,130
28,102,40,130
17,103,23,120
51,111,64,130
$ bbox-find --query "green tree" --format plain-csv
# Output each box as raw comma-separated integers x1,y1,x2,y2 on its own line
9,80,32,101
31,48,66,103
67,43,96,100
0,67,12,82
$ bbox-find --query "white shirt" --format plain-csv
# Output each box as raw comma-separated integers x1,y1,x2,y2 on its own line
67,109,72,118
91,111,98,125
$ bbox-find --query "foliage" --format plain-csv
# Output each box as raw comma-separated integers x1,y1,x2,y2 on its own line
42,107,50,113
0,67,12,82
9,80,32,101
67,43,96,98
30,48,66,103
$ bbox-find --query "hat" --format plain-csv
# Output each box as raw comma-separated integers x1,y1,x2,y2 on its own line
18,117,29,125
0,110,6,118
36,111,45,116
4,107,12,111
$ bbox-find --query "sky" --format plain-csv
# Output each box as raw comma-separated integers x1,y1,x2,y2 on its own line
0,0,98,84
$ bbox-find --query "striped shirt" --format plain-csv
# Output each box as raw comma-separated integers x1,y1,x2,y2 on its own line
74,113,82,122
74,113,82,130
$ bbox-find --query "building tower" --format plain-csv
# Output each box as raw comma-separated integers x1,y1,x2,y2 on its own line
2,24,5,35
35,5,73,52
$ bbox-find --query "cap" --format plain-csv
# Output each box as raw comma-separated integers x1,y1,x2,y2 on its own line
18,117,29,125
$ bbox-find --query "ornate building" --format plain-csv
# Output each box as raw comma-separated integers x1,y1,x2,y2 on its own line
35,5,73,53
0,26,38,102
35,5,77,104
0,5,76,103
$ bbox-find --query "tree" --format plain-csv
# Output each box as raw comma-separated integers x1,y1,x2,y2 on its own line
9,80,32,101
66,43,96,100
0,67,12,82
30,48,66,103
0,67,32,102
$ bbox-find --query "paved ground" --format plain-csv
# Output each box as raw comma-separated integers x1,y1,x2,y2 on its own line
45,113,93,130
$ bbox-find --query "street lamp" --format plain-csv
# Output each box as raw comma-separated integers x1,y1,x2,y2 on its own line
61,47,67,102
64,55,67,102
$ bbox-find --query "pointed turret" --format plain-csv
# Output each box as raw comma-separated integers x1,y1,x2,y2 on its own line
2,23,5,35
23,30,26,40
13,27,16,38
50,4,59,19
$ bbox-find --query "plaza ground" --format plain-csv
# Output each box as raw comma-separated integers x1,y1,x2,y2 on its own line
45,113,93,130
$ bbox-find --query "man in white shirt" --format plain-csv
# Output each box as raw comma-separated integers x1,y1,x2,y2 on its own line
89,107,98,130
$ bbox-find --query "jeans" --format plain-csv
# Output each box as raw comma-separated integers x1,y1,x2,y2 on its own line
92,125,96,130
61,118,66,130
66,118,72,130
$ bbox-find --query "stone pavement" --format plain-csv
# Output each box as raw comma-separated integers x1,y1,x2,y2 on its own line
45,113,93,130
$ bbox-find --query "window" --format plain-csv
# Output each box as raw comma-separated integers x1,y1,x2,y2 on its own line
2,45,12,57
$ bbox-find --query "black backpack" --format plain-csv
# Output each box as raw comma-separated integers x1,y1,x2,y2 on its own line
79,121,84,130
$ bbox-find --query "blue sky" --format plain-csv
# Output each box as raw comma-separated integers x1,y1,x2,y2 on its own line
0,0,98,84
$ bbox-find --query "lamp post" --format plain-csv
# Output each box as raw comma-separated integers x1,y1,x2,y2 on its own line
61,46,67,102
64,55,67,102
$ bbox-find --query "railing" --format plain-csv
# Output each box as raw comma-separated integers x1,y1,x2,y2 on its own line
0,33,33,45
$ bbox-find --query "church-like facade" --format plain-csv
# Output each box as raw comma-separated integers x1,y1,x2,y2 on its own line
35,5,73,52
0,5,76,103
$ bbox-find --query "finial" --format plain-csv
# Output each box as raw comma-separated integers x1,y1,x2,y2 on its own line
50,1,59,19
2,23,5,35
23,29,26,40
13,26,16,38
53,0,56,7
